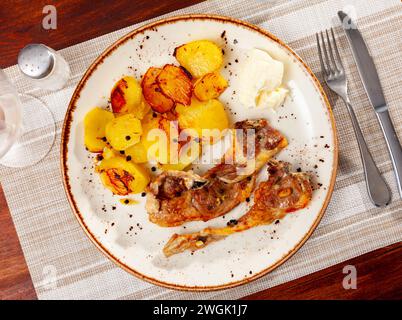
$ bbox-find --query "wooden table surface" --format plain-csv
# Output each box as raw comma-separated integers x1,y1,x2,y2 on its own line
0,0,401,300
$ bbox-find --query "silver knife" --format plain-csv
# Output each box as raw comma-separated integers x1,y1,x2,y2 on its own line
338,10,402,199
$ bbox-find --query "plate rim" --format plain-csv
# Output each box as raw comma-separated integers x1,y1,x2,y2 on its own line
60,14,338,292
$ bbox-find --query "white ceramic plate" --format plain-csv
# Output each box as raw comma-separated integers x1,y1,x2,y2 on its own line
61,15,337,291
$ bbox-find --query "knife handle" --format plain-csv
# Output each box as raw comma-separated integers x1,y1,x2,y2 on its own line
345,101,391,207
376,109,402,198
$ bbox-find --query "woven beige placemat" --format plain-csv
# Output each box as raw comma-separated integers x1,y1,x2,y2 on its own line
1,0,401,300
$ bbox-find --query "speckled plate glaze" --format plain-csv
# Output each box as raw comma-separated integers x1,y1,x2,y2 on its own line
61,15,338,291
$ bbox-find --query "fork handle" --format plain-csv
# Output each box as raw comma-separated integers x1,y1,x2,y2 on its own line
376,109,402,199
344,100,391,207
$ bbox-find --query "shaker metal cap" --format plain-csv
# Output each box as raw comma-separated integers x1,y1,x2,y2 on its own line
18,44,54,79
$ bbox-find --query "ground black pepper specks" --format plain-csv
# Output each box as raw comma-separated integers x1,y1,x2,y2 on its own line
75,29,337,280
227,219,238,227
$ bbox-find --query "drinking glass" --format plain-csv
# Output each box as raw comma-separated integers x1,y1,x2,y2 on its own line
0,68,55,167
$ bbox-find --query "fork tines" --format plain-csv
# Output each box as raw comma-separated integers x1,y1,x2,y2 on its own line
316,28,344,77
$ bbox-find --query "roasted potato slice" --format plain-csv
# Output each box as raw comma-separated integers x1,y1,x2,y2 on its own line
125,142,148,164
103,143,147,164
102,145,119,160
160,139,201,171
140,112,171,163
141,67,175,113
111,76,142,114
97,156,150,195
84,107,114,152
159,161,189,172
133,98,151,120
174,40,223,78
156,64,192,106
176,97,229,143
105,114,142,151
193,72,228,101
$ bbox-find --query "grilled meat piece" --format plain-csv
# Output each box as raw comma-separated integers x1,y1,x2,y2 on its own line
219,119,288,183
146,168,256,227
146,119,287,227
163,160,313,257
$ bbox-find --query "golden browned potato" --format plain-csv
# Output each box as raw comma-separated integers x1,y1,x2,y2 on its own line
159,140,201,171
174,40,223,78
105,135,148,164
105,114,142,151
176,97,229,143
156,64,192,106
133,98,151,120
110,76,142,114
97,156,150,195
84,107,114,152
193,72,228,101
102,146,119,160
140,112,172,164
141,67,175,114
125,142,148,163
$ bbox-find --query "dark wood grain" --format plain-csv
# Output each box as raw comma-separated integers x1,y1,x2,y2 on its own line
243,242,402,300
0,186,37,300
0,0,401,300
0,0,203,301
0,0,203,68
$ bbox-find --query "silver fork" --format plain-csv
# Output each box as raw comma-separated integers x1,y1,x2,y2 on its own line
316,28,391,207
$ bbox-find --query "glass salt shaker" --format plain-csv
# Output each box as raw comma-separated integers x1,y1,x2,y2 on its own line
18,44,70,91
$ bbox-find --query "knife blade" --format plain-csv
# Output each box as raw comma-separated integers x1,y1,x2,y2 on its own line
338,10,402,199
338,10,386,112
